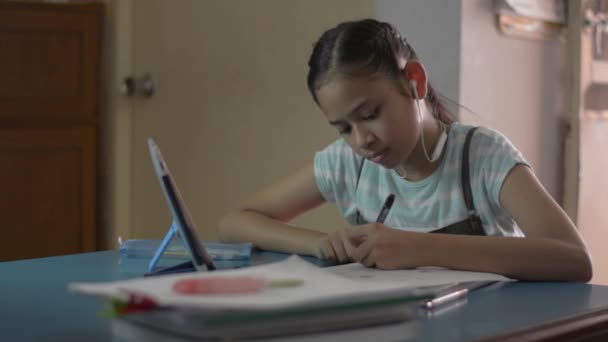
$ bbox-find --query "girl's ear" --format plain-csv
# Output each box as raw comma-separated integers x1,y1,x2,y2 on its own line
402,60,428,99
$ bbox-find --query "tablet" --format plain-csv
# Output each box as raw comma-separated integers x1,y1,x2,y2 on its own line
147,138,216,273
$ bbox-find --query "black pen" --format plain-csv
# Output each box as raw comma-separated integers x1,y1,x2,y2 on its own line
375,194,395,223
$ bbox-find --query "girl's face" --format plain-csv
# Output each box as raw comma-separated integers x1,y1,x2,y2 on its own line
315,75,420,169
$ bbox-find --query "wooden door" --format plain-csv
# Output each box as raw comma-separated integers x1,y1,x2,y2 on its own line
0,2,102,260
121,0,372,242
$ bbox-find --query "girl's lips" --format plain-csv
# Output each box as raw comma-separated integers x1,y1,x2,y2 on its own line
369,148,389,163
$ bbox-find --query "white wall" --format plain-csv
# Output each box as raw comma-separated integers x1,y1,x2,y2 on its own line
376,0,462,115
460,0,564,199
378,0,564,199
101,0,133,248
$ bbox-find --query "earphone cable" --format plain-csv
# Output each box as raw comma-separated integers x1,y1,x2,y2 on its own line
417,99,445,163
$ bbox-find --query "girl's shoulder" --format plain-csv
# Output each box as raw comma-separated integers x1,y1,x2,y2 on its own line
316,138,363,165
315,139,365,180
321,138,353,153
449,123,518,152
450,122,502,138
449,122,529,175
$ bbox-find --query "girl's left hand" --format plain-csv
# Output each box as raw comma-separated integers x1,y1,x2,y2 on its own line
346,224,424,269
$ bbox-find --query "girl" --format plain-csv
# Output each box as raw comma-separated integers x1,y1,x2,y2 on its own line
218,19,592,282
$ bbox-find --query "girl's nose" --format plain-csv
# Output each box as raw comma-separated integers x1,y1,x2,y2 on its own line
353,125,375,149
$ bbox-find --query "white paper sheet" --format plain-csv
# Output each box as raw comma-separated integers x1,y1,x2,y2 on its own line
326,263,509,288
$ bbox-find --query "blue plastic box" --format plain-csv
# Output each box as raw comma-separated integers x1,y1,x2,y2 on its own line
118,238,253,260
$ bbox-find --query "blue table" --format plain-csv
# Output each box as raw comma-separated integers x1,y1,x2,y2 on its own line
2,250,608,341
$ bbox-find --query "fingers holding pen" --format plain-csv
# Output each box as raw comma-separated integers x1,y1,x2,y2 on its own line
345,225,375,265
328,231,350,263
345,225,370,245
314,228,355,264
353,238,376,267
346,193,395,267
325,193,395,267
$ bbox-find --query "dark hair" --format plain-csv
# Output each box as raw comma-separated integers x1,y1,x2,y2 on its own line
307,19,455,125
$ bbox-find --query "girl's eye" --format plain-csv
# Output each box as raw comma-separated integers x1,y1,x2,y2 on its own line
338,126,351,135
361,107,379,121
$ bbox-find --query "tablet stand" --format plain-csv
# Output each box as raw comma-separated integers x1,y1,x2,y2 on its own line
144,221,196,276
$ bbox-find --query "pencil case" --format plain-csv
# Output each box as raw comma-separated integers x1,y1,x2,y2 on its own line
118,238,253,260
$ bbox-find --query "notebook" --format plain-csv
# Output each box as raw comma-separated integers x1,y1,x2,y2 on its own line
70,255,510,340
71,255,433,339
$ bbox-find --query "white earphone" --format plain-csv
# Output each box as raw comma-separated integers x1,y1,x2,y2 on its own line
409,79,420,100
409,78,447,162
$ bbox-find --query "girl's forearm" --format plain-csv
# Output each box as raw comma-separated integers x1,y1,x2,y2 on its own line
218,210,325,256
416,234,593,282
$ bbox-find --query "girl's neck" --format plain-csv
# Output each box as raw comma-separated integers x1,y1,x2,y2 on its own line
396,106,447,181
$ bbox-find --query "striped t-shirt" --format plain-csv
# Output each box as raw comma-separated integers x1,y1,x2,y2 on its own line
313,123,529,237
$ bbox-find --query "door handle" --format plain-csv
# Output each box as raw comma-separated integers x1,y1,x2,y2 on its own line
120,74,155,98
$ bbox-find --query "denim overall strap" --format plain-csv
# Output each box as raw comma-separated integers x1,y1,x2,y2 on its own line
431,126,486,235
354,158,365,225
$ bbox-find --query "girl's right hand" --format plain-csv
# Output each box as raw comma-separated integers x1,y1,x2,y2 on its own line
313,228,356,264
